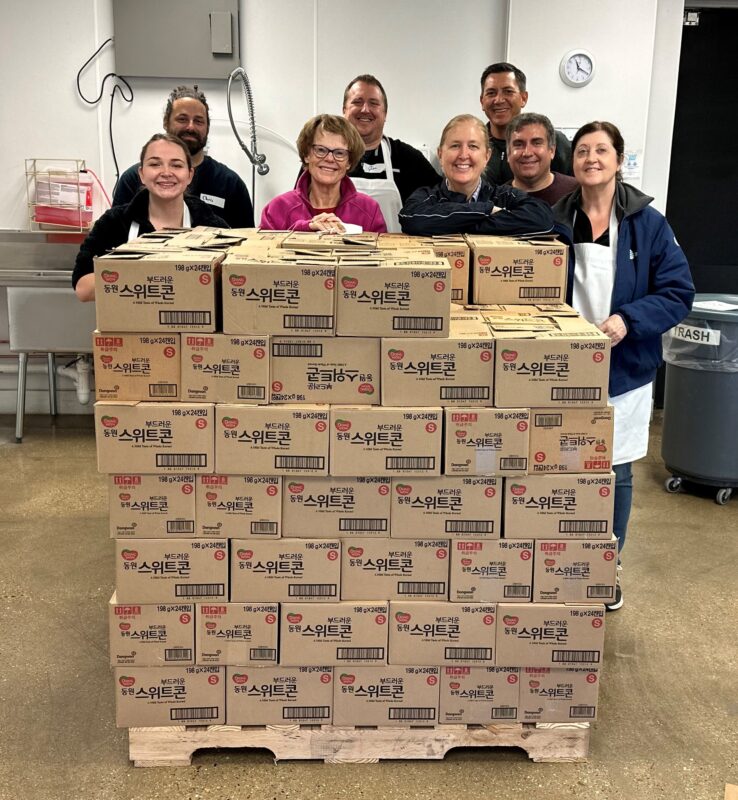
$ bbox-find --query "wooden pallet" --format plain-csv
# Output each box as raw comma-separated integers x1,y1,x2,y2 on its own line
128,722,590,766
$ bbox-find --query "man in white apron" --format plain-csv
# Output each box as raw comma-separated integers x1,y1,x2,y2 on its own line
342,75,439,232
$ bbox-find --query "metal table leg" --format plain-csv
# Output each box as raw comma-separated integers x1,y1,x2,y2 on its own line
15,352,28,443
47,352,58,416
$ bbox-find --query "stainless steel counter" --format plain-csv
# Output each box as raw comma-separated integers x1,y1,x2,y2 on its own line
0,230,80,287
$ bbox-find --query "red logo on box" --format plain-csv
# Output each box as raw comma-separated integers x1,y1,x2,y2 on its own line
484,486,496,498
425,422,437,433
315,420,327,432
121,549,138,561
237,549,253,560
340,673,355,685
272,381,283,393
253,348,265,359
118,676,135,687
480,350,492,362
288,482,304,494
427,675,438,685
320,672,332,684
195,418,207,429
265,613,276,624
229,275,246,287
510,484,526,496
324,278,334,290
501,349,518,363
199,274,211,286
286,613,302,624
520,550,532,561
508,674,518,684
182,483,193,495
266,484,278,497
348,547,364,558
534,451,546,463
599,487,611,497
180,614,191,624
327,550,338,561
388,348,404,361
503,615,519,626
334,419,351,432
163,347,176,359
478,255,491,266
232,673,248,685
100,415,118,428
433,280,446,293
378,484,389,495
101,270,119,283
222,417,239,429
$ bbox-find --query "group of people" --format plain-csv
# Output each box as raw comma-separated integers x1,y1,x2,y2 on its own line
72,63,696,613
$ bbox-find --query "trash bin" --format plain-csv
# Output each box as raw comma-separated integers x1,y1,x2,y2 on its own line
661,293,738,505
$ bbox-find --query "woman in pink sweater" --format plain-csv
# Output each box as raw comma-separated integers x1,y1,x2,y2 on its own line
261,114,387,233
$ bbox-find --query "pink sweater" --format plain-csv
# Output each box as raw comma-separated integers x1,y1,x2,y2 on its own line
260,172,387,233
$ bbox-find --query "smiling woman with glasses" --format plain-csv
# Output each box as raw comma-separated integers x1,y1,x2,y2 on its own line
260,114,387,233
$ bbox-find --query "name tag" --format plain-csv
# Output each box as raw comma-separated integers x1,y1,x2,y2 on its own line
362,163,387,175
200,193,226,208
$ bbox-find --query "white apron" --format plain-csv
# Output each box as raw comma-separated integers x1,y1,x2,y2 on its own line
350,137,403,233
572,206,652,465
128,204,191,240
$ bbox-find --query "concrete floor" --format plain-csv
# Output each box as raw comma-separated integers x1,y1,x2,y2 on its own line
0,412,735,800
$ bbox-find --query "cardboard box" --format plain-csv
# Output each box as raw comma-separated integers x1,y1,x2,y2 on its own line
93,332,180,401
467,236,567,304
108,474,196,538
279,602,389,666
533,538,618,603
503,473,615,539
283,231,379,250
390,477,501,539
180,334,269,404
282,477,391,538
95,402,214,474
215,404,329,476
330,406,442,477
495,603,605,667
439,666,520,723
114,539,228,603
270,336,380,405
108,593,195,667
114,666,224,727
443,408,530,476
196,475,281,538
95,250,221,332
195,603,279,666
230,539,340,602
226,666,333,725
518,667,599,722
341,539,450,600
450,540,534,602
333,666,440,726
335,260,451,337
529,406,614,473
488,313,610,407
388,602,496,666
222,254,336,335
381,326,494,407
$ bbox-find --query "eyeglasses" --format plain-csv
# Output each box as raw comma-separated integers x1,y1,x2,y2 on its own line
311,144,349,162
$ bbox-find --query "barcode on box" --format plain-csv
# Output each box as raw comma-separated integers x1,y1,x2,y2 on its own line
388,707,436,721
385,456,435,471
451,289,463,301
552,650,601,663
570,705,596,719
237,385,266,400
156,454,208,468
444,647,493,660
339,518,388,532
249,647,277,661
272,343,323,357
288,584,337,597
284,315,333,330
551,387,602,402
559,520,609,534
397,581,446,595
164,648,192,661
251,521,278,535
440,386,490,401
587,585,614,599
283,706,330,720
170,706,219,721
492,707,517,720
275,456,325,470
534,413,563,427
159,311,211,326
167,520,195,534
149,384,177,397
336,647,384,660
519,287,561,299
175,583,225,598
393,316,443,332
499,457,527,470
503,585,531,599
445,520,493,534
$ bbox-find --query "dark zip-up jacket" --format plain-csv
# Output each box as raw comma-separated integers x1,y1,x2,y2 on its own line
553,181,695,397
399,178,554,237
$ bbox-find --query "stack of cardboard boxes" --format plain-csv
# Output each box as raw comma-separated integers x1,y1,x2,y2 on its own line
95,229,616,731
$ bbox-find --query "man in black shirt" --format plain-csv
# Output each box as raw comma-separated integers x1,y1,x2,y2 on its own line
112,85,254,229
480,63,572,186
342,74,439,231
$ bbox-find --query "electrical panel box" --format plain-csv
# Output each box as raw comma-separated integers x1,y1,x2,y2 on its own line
113,0,240,79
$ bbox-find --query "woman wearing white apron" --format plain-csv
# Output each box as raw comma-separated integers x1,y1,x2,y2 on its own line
73,133,227,301
553,121,695,611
